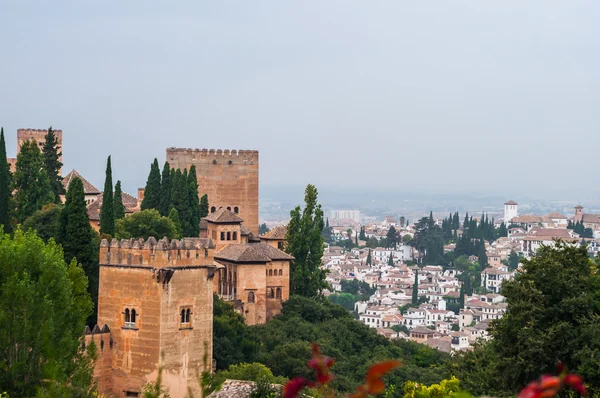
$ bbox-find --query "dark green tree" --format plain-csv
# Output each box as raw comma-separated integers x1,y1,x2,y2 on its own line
285,184,328,297
41,126,64,201
388,251,394,266
0,229,95,396
387,225,398,248
321,217,333,243
359,226,367,241
22,204,62,242
158,161,172,216
168,208,183,239
412,269,419,304
100,156,115,235
199,194,209,219
12,140,54,222
115,209,177,240
187,165,200,237
498,222,508,238
170,169,190,236
113,180,126,220
366,249,372,265
0,128,12,233
141,158,161,211
259,223,270,235
508,250,520,270
57,177,99,324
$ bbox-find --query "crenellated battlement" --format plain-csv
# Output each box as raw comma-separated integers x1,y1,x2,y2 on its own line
99,237,215,268
166,147,258,161
17,128,63,133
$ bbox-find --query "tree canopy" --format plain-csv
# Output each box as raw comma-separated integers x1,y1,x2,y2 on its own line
0,229,95,396
0,128,12,233
115,209,177,240
41,126,64,202
100,156,115,235
141,158,161,211
285,184,328,297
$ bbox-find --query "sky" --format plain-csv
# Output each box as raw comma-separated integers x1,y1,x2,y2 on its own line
0,1,598,200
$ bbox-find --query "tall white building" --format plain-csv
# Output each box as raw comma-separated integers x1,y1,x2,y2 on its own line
504,200,518,223
328,209,361,223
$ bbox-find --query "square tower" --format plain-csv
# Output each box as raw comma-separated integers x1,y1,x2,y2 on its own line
504,200,518,223
95,237,216,398
166,149,259,235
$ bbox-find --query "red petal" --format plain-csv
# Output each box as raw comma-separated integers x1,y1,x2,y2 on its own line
366,360,402,382
565,374,587,396
283,377,307,398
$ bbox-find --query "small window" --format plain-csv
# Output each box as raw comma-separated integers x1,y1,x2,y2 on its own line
248,291,255,303
221,232,225,240
180,307,192,328
211,206,216,213
125,392,139,397
276,288,282,299
227,206,231,211
234,206,239,214
233,232,237,240
278,241,284,249
279,269,283,276
268,288,274,298
124,308,137,329
227,232,231,240
269,269,273,276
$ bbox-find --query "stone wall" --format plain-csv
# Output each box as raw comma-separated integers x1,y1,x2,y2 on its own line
166,148,259,235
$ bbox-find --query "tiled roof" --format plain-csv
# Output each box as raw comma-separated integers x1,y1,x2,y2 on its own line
511,215,542,223
504,200,518,205
546,212,567,219
260,225,287,240
215,244,271,263
204,208,244,223
249,242,294,261
63,169,101,194
582,214,600,224
240,224,252,236
207,380,281,398
425,336,452,353
86,192,138,221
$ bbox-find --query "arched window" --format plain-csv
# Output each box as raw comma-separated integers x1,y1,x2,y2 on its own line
221,232,225,240
279,269,283,276
276,288,282,299
268,269,273,276
211,206,216,213
234,206,239,214
268,288,274,298
186,309,191,323
227,206,231,211
124,308,130,323
227,232,231,240
248,291,255,303
131,309,137,323
181,309,186,323
232,232,237,240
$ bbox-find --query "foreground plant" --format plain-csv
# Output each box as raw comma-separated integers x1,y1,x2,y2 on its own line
518,363,586,398
283,343,401,398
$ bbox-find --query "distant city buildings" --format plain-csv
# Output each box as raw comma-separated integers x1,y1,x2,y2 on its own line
328,209,361,223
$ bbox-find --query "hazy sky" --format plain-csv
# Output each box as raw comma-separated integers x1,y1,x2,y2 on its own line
1,1,598,199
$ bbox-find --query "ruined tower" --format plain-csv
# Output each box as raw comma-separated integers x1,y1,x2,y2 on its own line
166,148,259,235
94,237,216,397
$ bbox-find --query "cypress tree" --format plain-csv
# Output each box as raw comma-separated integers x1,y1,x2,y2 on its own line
158,161,172,216
113,180,125,220
170,169,189,236
412,269,419,304
366,249,371,266
12,141,54,222
187,165,200,237
0,128,11,233
141,158,161,211
168,207,182,239
388,251,394,266
199,194,209,219
57,177,98,324
100,156,115,235
41,126,64,202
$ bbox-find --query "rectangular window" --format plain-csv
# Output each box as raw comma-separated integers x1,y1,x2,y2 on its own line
221,232,225,240
180,306,192,330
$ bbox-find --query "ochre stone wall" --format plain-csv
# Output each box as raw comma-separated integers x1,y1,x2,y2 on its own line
166,149,259,235
96,238,215,398
266,260,289,321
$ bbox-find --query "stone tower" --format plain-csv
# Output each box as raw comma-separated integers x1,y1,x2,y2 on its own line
94,237,216,398
504,200,518,222
8,128,63,173
574,205,584,223
166,148,259,235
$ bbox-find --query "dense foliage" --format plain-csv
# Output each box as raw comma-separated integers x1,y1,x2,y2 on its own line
451,243,600,396
113,180,126,220
22,204,62,242
141,158,162,211
0,229,95,396
214,295,449,396
285,184,328,297
0,128,12,233
115,209,177,240
41,126,64,201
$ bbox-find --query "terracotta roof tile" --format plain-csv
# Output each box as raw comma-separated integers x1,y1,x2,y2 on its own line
260,225,287,240
249,242,294,261
215,244,271,263
63,170,100,194
204,208,244,223
86,192,138,221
